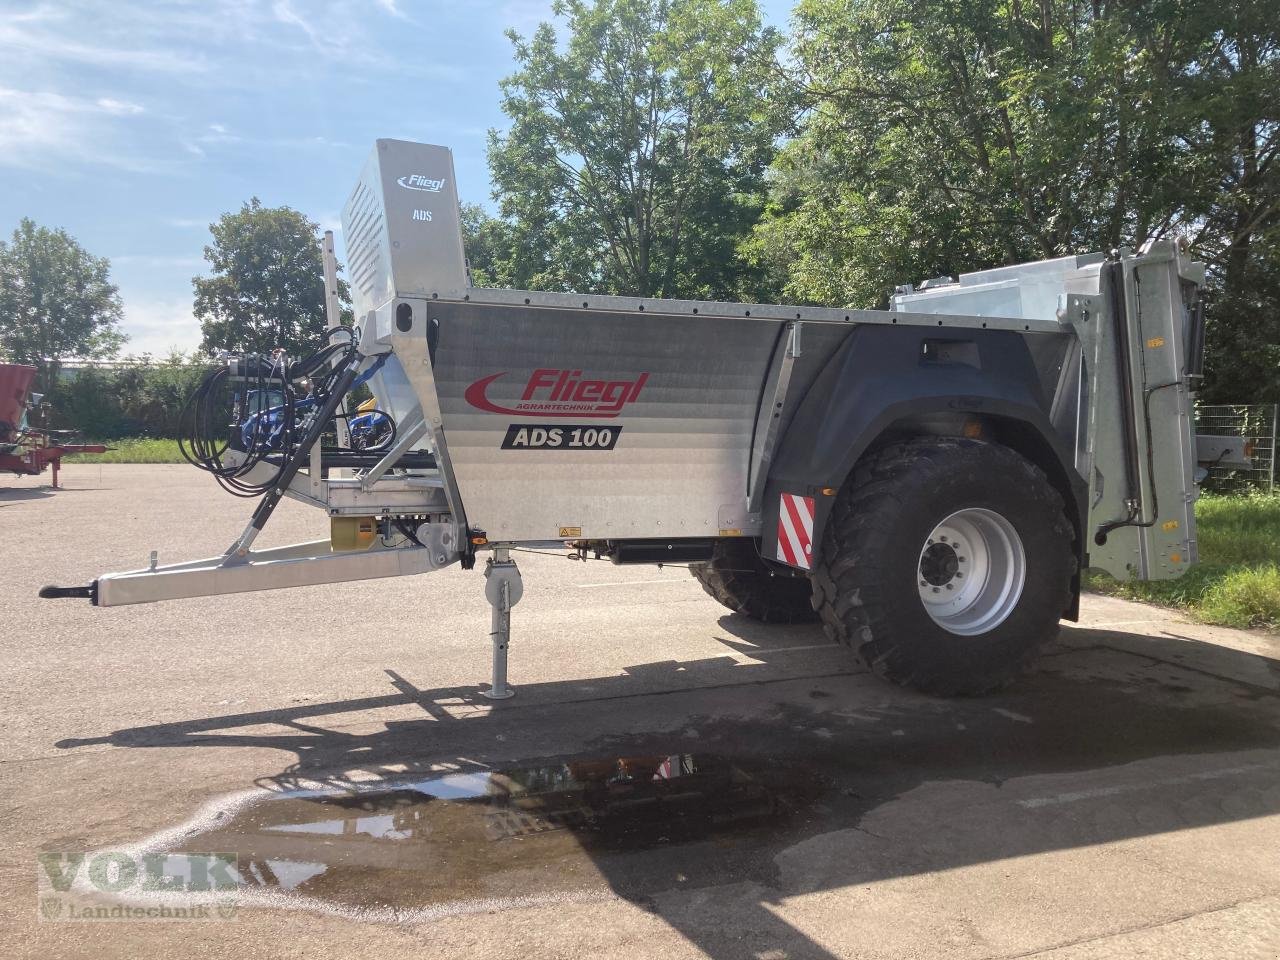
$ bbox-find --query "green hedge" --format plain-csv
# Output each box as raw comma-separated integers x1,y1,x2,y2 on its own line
46,362,208,438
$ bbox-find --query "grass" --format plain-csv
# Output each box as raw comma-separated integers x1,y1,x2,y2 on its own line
63,437,185,463
1086,492,1280,630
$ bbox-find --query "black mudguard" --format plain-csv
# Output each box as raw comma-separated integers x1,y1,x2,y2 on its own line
762,325,1087,615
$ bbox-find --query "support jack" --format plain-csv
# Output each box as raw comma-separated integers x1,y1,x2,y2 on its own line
481,547,522,700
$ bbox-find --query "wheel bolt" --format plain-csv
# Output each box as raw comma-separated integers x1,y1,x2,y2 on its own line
956,572,964,578
932,587,939,593
939,535,947,542
946,584,953,590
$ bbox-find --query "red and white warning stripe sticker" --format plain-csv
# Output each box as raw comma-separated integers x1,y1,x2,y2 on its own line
776,492,815,569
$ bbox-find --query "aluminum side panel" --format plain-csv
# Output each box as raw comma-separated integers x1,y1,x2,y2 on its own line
429,303,792,541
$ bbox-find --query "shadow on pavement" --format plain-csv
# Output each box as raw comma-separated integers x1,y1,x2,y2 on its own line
54,622,1280,960
0,486,54,503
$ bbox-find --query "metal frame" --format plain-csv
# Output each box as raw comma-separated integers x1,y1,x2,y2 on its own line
418,283,1064,335
747,322,801,513
93,539,449,606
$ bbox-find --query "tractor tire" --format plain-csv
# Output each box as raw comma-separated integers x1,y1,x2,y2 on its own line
691,538,819,624
811,438,1075,696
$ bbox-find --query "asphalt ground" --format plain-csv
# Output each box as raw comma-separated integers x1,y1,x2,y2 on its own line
2,463,1279,959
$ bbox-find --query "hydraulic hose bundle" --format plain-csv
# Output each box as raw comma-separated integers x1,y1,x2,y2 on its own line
178,330,395,498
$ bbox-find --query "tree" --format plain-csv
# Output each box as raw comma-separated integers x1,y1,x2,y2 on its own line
487,0,785,301
1183,3,1280,402
0,218,126,391
460,202,516,287
193,199,350,357
752,1,1279,399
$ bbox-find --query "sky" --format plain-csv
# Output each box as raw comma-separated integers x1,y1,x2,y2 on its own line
0,0,794,356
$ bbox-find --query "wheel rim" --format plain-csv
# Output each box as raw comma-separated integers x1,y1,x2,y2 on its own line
916,507,1026,636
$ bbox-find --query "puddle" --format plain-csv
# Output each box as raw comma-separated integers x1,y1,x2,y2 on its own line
58,645,1280,924
155,753,827,916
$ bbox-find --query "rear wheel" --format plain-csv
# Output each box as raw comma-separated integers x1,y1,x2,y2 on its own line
811,438,1075,696
691,538,818,624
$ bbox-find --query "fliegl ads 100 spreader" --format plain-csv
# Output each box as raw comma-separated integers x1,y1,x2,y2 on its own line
44,139,1224,697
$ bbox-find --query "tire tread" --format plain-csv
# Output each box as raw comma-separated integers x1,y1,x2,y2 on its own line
812,438,1075,696
691,539,818,624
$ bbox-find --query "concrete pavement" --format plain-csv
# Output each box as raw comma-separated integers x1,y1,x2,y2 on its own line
3,464,1279,958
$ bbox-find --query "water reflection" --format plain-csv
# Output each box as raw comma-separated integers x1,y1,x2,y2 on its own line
162,753,824,912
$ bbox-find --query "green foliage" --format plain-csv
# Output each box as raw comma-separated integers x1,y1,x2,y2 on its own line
63,437,185,463
459,203,516,287
1195,489,1280,565
1087,492,1280,629
1200,565,1280,629
486,0,784,300
44,354,208,438
0,218,126,391
193,199,350,357
1200,240,1280,404
752,0,1280,401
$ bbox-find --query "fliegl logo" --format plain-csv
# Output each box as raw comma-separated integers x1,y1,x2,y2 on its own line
397,174,446,192
465,368,649,419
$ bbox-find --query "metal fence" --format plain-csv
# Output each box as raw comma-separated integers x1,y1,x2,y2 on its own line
1195,403,1278,492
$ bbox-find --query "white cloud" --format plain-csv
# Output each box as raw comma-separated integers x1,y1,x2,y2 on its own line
271,0,336,55
0,1,406,116
374,0,408,18
118,293,203,356
0,87,156,171
176,126,357,161
265,0,448,66
0,11,208,74
95,98,145,116
0,2,463,176
195,123,241,145
111,254,207,268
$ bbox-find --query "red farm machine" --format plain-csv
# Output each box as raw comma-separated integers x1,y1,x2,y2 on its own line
0,362,108,488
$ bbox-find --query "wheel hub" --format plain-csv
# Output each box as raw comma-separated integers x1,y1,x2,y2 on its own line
916,508,1026,636
919,542,959,585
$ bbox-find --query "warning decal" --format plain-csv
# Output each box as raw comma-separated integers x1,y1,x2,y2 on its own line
776,493,815,569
